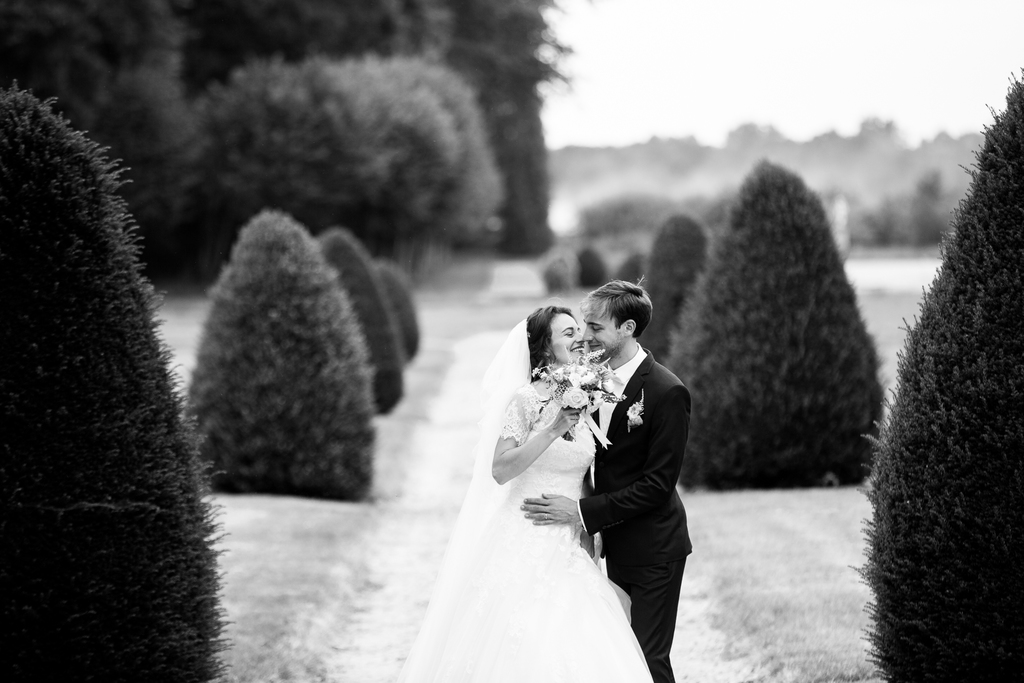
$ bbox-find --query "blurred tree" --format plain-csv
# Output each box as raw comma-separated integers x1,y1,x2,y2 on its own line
0,85,224,680
643,214,707,360
541,248,579,293
849,170,955,248
357,56,503,250
863,74,1024,682
192,56,469,278
0,0,200,277
669,161,882,489
90,65,200,278
614,251,647,284
176,0,450,93
576,245,608,287
320,227,406,414
578,194,679,240
444,0,565,255
0,0,183,129
189,211,376,499
909,170,951,245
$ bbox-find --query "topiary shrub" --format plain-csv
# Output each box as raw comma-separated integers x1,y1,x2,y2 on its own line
615,251,647,284
0,86,224,680
642,214,708,359
375,258,420,362
541,249,580,293
189,210,376,499
668,161,882,488
862,74,1024,681
576,245,608,287
319,227,405,413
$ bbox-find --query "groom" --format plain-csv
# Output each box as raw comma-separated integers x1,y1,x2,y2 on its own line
523,280,692,683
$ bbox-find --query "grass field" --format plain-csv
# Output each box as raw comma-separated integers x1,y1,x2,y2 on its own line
684,488,880,683
155,255,928,682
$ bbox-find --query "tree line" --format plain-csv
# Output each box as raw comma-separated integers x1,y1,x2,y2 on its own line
554,120,983,248
0,0,563,281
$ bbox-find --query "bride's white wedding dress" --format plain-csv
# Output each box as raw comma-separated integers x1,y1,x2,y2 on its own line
398,383,652,682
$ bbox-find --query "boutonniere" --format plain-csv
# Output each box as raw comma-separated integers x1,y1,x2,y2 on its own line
626,390,644,432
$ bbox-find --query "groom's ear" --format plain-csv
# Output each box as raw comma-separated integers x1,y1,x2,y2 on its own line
621,319,636,336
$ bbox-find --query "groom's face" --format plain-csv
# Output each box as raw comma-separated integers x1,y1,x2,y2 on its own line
582,311,632,363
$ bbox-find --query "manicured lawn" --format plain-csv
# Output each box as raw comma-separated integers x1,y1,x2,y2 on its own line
683,487,882,682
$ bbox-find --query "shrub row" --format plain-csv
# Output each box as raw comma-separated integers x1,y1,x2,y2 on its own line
540,245,612,293
189,212,378,499
319,227,406,414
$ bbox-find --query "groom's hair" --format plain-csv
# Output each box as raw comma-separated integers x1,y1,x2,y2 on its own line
581,280,652,338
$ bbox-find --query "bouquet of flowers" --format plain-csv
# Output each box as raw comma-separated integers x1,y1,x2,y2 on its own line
532,350,623,446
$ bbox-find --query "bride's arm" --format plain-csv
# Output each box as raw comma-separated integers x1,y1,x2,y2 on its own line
492,406,580,485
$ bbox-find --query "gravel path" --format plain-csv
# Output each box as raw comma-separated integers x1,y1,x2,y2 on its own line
324,326,770,682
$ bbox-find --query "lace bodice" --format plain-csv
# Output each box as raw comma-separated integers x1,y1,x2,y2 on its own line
499,383,596,499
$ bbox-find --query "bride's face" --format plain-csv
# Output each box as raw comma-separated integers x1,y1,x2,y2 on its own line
549,313,584,365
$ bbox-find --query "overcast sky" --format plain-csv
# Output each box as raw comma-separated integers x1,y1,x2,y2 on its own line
542,0,1024,149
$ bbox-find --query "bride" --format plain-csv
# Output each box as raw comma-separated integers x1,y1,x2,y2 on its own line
397,306,653,681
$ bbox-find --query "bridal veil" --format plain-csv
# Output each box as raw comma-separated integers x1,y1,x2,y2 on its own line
397,320,529,678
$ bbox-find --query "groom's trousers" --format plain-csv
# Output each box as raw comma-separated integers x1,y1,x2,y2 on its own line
606,558,687,683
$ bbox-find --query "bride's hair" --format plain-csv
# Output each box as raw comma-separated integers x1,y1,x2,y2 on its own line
526,305,574,371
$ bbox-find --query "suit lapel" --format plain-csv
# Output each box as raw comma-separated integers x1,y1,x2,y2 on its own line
607,352,653,440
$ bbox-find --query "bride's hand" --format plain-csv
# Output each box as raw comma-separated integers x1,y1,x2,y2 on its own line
547,407,581,437
579,528,596,559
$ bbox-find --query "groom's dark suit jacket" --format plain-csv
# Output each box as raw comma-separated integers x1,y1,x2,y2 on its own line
579,351,692,566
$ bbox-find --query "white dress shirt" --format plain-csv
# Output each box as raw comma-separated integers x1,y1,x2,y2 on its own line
580,345,647,535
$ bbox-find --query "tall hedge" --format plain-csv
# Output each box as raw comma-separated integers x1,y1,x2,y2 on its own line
669,161,882,488
0,86,224,680
541,249,580,294
863,75,1024,681
319,227,405,414
643,214,708,359
615,251,647,283
376,259,421,362
189,211,375,500
577,245,608,287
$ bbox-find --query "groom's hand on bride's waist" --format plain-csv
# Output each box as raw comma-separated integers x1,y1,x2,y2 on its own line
522,494,582,529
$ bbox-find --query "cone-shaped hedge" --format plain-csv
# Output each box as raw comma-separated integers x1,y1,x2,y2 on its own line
615,251,647,284
0,86,224,680
577,245,608,287
863,75,1024,681
669,161,882,488
541,249,580,294
319,227,405,413
643,214,708,359
189,211,375,499
375,259,420,363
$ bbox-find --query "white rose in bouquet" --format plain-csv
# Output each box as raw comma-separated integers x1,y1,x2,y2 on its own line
562,387,589,409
